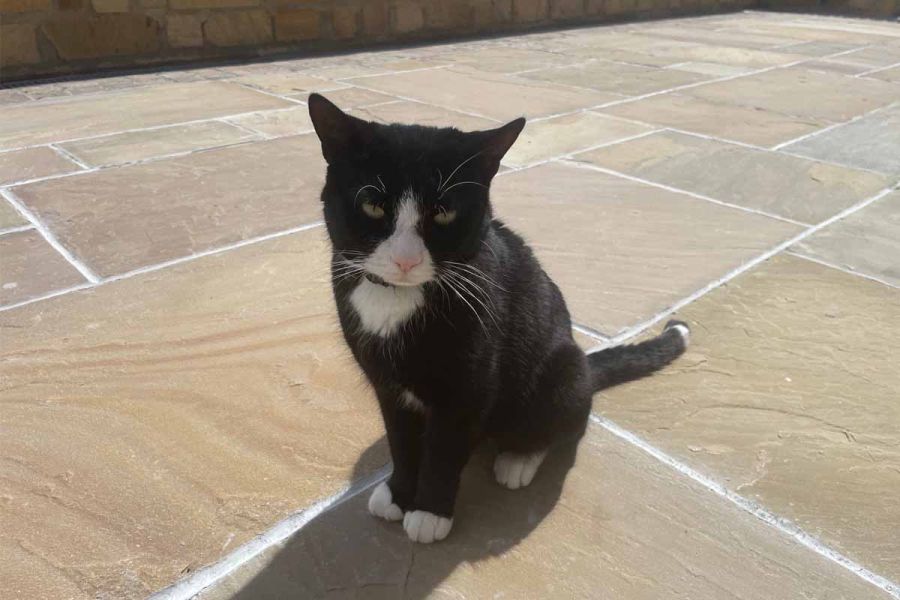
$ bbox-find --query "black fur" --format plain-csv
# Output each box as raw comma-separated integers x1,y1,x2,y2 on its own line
308,93,688,523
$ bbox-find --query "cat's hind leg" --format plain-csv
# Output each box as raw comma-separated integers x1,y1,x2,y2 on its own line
491,342,591,490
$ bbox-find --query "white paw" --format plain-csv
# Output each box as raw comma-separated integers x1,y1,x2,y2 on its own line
494,450,548,490
403,510,453,543
368,482,403,522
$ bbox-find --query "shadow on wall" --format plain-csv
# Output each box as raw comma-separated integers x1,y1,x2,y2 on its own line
229,436,581,598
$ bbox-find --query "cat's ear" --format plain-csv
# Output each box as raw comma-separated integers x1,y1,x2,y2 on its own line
308,93,372,164
477,117,526,176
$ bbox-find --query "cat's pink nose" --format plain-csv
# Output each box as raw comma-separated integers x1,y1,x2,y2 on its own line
394,255,422,273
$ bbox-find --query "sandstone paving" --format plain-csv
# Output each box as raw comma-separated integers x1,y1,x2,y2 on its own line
792,190,900,288
492,162,801,336
0,231,388,598
600,92,829,147
685,67,900,123
195,426,891,600
0,146,81,185
350,67,621,121
596,255,900,579
783,102,900,176
58,121,259,167
13,135,325,278
576,130,891,224
0,82,291,150
0,229,86,306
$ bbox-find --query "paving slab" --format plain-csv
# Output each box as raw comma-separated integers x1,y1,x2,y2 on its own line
0,229,86,305
425,47,578,74
0,146,80,185
0,198,27,229
13,135,325,277
685,67,900,123
226,106,315,138
521,60,710,96
783,103,900,176
350,67,620,121
0,231,387,599
869,65,900,83
502,112,653,168
576,130,890,223
196,427,890,600
792,191,900,288
492,162,800,335
0,82,291,150
58,121,259,168
601,93,828,147
597,254,900,580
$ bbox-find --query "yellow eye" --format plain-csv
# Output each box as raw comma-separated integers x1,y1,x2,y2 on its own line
361,201,385,219
434,209,457,225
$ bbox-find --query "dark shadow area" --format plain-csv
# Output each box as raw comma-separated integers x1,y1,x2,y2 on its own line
229,436,580,599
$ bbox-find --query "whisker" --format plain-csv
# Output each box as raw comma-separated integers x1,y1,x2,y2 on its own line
444,261,507,292
354,184,382,205
439,180,487,199
440,273,489,336
438,151,483,194
376,174,387,193
441,269,500,330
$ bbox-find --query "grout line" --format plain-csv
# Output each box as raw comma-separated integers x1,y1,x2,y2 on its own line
557,158,810,227
234,82,310,104
589,414,900,600
48,143,92,170
0,224,35,236
0,221,325,313
786,251,900,291
771,101,898,151
0,188,100,284
335,63,452,81
586,183,897,348
501,128,663,171
149,465,392,600
217,117,274,140
527,44,875,125
347,80,503,123
572,322,610,342
856,61,900,78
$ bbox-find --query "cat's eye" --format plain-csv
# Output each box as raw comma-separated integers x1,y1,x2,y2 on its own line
434,208,457,225
361,201,385,219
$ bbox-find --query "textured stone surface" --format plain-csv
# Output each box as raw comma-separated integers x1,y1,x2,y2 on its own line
0,82,290,150
783,103,900,176
205,10,273,47
522,60,709,96
196,429,889,600
576,130,890,223
686,67,900,122
226,107,314,138
0,232,387,597
597,255,900,579
235,72,345,96
602,93,829,147
42,14,160,61
0,230,86,305
354,67,620,120
492,162,800,335
0,198,27,229
166,14,205,48
274,9,319,42
0,147,80,185
58,121,258,167
792,191,900,287
0,25,40,67
503,111,653,167
14,136,325,277
302,86,396,107
429,47,575,73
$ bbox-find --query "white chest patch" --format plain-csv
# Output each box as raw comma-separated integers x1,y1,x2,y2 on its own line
350,279,424,337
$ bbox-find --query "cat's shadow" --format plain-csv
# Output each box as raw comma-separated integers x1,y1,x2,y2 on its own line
229,437,579,598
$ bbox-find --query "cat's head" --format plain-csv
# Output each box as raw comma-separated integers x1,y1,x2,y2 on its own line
308,93,524,287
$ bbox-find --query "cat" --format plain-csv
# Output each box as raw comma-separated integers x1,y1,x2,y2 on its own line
307,93,690,544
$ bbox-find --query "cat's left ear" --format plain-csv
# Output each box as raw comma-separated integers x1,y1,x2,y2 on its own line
477,117,526,178
308,93,373,164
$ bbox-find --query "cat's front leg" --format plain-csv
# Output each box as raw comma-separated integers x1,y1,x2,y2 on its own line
369,388,424,522
404,408,476,543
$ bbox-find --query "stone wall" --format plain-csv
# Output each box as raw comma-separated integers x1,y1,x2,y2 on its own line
0,0,895,82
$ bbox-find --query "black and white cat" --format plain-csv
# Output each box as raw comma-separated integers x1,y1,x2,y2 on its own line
307,94,689,544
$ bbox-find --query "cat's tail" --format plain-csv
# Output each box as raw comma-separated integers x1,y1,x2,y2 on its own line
587,320,689,392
